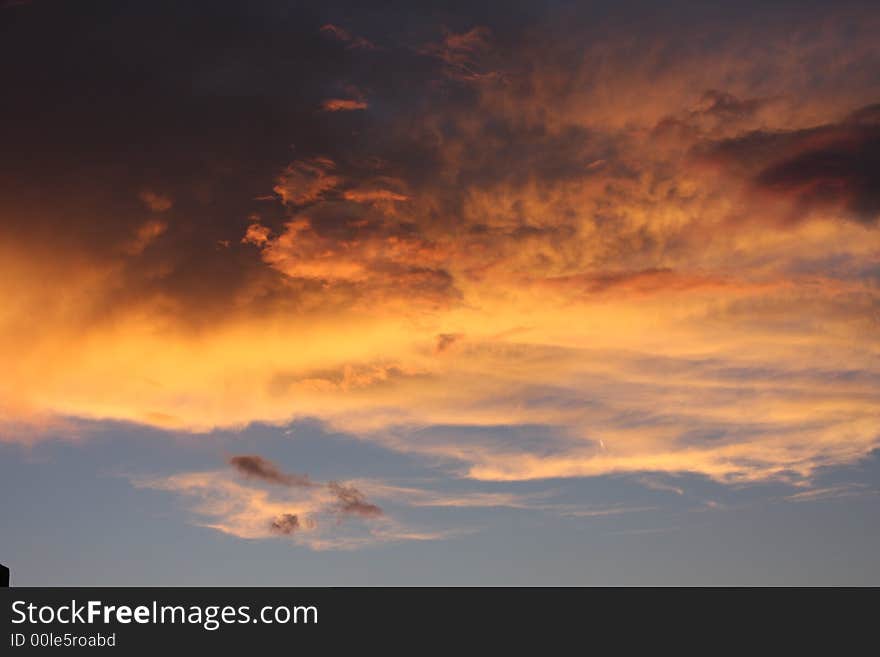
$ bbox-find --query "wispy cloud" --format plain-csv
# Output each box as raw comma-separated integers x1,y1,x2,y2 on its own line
420,27,500,82
138,190,173,213
320,24,379,51
135,456,682,547
132,467,399,549
228,454,314,488
785,483,876,503
227,454,382,518
636,476,685,496
553,504,658,518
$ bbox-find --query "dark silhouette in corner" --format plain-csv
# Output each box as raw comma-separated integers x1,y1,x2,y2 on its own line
1,563,9,587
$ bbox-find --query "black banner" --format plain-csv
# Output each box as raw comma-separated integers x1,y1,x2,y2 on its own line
1,587,876,652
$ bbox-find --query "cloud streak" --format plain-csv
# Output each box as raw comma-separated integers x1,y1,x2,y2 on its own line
131,467,461,549
228,453,383,519
134,465,686,546
321,98,368,112
228,454,314,488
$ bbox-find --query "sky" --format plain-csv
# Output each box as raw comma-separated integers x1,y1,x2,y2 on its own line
1,0,879,585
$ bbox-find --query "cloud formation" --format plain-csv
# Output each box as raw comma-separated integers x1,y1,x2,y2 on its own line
320,23,378,51
321,98,368,112
328,481,383,518
228,454,313,488
2,2,879,503
699,104,880,224
132,467,449,549
134,463,684,547
228,453,383,519
269,513,301,535
272,158,341,206
138,190,173,213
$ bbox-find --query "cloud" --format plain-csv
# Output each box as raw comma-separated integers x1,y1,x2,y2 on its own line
435,333,463,354
269,513,300,535
3,3,880,495
693,89,766,121
319,24,378,51
124,219,167,255
133,469,431,549
784,483,875,503
421,27,499,82
636,476,685,496
328,481,383,517
228,454,313,487
554,504,657,518
358,483,548,509
272,158,341,206
252,215,456,307
701,105,880,224
241,222,271,246
138,462,721,548
230,453,382,518
136,465,687,546
342,188,408,203
321,98,368,112
138,190,173,213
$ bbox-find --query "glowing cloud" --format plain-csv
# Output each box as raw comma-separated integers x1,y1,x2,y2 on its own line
322,98,368,112
3,8,879,499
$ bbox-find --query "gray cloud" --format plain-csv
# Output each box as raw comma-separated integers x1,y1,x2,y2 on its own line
229,454,383,518
699,103,880,224
228,455,314,488
328,481,384,517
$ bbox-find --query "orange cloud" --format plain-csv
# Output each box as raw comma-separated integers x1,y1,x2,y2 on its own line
253,216,453,309
3,12,880,494
133,464,673,546
124,219,167,255
138,190,173,212
241,222,271,246
421,26,499,82
132,469,457,549
343,188,409,203
273,158,340,206
322,98,369,112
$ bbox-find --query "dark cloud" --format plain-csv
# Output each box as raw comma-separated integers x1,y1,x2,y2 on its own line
320,23,379,50
269,513,300,535
228,455,313,487
328,481,383,517
556,268,724,296
435,333,463,354
4,0,880,477
229,454,382,519
755,132,880,224
420,26,500,82
4,0,876,341
695,90,765,120
0,0,399,332
653,90,768,141
700,104,880,224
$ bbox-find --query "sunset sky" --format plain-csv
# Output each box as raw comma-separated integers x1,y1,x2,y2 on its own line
1,0,879,584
